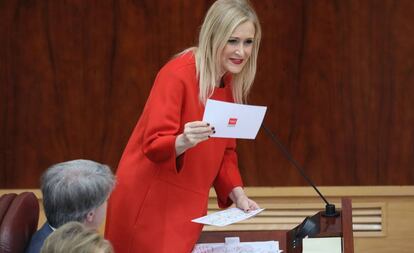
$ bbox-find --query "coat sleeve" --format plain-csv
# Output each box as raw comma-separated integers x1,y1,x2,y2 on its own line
140,69,184,173
213,139,244,208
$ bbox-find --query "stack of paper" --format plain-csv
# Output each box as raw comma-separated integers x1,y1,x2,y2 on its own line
192,237,280,253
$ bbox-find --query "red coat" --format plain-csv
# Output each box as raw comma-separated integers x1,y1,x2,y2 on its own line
105,52,243,253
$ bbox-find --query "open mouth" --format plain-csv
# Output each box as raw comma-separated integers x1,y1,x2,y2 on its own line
230,58,243,65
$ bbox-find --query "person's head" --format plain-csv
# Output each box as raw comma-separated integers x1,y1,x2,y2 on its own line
40,221,113,253
41,159,115,229
195,0,262,104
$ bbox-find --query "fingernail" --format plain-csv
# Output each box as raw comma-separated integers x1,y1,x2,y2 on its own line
212,127,215,130
213,130,216,134
208,135,210,138
207,123,210,126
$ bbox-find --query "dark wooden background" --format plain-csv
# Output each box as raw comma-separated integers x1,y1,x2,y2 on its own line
1,0,414,188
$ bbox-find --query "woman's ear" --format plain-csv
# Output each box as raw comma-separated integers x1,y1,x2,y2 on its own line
85,209,96,223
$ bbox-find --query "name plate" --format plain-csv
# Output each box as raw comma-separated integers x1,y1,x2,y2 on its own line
303,237,342,253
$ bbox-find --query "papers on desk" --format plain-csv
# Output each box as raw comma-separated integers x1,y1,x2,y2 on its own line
202,99,267,139
191,207,264,227
192,237,281,253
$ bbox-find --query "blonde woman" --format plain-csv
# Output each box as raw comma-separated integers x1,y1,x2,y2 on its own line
105,1,262,252
41,222,113,253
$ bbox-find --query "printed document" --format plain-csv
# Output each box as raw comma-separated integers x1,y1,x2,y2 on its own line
202,99,267,139
192,237,281,253
191,207,264,227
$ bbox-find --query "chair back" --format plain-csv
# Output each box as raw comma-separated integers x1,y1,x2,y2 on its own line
0,192,39,253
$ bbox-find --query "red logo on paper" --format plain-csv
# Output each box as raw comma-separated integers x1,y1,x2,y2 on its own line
228,118,238,126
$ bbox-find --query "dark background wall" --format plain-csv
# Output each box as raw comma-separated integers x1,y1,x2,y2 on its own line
1,0,413,188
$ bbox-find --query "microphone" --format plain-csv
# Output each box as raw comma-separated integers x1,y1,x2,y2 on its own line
261,124,338,217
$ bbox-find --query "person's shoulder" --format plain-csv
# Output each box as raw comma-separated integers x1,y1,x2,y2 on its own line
25,223,53,252
160,50,196,77
25,238,43,253
37,222,53,235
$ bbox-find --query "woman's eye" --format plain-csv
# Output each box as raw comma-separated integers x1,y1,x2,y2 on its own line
244,39,254,45
227,39,238,44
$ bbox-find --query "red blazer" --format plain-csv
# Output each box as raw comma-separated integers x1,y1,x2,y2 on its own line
105,52,243,253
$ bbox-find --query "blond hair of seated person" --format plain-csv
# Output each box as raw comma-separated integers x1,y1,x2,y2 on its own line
40,221,113,253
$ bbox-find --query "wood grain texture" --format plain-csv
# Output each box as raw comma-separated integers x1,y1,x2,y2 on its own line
1,0,414,187
238,0,414,186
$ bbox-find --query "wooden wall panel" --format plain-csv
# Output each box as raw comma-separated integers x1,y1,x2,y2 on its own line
1,0,414,188
238,0,414,186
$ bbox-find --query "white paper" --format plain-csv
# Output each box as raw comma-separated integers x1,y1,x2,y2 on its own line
302,237,342,253
202,99,267,139
192,239,280,253
191,207,264,227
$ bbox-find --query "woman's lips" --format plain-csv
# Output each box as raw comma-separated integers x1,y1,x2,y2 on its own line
230,58,243,65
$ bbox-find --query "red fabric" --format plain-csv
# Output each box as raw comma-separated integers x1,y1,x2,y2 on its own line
105,52,243,253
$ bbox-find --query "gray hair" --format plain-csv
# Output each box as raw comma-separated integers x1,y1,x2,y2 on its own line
41,159,115,228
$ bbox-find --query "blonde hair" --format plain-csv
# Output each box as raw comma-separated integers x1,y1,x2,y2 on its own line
195,0,261,104
41,222,113,253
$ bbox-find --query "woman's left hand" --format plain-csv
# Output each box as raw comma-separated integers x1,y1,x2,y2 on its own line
235,195,259,212
230,186,260,212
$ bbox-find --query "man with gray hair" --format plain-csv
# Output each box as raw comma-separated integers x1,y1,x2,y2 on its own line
25,159,115,253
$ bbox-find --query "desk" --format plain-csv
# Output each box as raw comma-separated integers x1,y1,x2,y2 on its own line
198,198,354,253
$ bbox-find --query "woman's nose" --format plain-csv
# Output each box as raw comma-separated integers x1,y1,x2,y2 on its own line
236,44,245,56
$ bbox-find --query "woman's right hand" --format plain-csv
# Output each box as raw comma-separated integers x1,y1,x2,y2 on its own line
175,121,215,156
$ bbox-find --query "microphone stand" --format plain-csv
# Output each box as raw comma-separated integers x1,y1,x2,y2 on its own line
261,124,338,217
